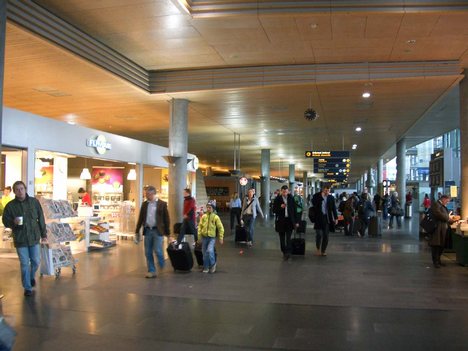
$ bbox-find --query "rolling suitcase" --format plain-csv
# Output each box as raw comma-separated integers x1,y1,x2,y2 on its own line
291,231,305,255
297,220,307,234
235,225,248,243
167,241,193,271
368,216,382,237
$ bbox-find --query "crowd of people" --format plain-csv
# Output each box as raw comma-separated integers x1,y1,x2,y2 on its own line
1,179,462,299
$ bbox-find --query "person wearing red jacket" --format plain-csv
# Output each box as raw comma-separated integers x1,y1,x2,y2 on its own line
177,188,198,243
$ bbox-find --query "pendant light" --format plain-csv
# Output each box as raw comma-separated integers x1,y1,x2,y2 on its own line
127,169,137,180
80,158,91,180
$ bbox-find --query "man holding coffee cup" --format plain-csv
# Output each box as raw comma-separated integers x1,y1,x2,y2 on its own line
2,181,47,296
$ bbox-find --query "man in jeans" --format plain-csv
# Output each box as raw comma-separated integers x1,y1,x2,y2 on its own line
2,181,47,296
135,186,170,278
311,186,338,256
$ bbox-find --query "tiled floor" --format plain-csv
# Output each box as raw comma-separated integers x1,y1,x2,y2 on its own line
1,213,468,350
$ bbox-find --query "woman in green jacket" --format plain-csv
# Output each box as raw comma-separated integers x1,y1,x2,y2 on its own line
198,201,224,273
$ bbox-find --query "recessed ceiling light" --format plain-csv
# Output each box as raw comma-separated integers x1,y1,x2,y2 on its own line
352,144,358,150
277,132,285,136
355,126,362,132
310,23,318,29
362,92,371,98
406,39,416,44
67,121,76,125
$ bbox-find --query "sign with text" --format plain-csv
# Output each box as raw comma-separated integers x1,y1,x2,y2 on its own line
305,151,350,158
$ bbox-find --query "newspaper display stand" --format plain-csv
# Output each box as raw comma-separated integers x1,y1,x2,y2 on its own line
39,198,78,278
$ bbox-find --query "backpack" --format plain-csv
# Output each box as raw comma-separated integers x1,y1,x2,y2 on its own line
358,202,365,216
338,201,346,213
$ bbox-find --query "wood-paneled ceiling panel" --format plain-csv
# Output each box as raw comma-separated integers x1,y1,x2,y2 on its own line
9,1,468,180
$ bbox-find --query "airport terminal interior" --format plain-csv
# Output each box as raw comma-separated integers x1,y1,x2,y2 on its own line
1,1,468,350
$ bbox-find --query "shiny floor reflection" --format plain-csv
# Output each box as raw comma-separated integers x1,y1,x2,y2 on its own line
1,212,468,351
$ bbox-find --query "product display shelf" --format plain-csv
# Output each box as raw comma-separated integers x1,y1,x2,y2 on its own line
89,218,116,250
39,198,79,278
115,200,136,240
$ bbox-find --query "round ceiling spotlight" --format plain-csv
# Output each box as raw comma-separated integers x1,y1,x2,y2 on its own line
362,92,371,98
355,126,362,132
304,108,319,121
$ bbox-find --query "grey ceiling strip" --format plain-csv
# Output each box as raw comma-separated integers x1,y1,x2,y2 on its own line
149,61,462,94
185,0,468,16
6,0,149,92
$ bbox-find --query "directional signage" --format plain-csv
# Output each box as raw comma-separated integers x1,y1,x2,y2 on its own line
305,151,350,158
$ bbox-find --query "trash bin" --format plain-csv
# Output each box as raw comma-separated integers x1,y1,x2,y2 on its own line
405,203,412,218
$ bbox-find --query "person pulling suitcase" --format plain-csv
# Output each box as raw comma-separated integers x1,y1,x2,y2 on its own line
197,201,224,273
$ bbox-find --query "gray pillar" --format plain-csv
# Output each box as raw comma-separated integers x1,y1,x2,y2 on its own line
168,99,189,227
289,164,295,189
0,1,6,184
396,138,407,198
377,158,384,194
460,70,468,218
367,167,375,196
260,149,270,220
303,171,308,209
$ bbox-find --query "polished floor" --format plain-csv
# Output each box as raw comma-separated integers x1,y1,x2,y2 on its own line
1,213,468,351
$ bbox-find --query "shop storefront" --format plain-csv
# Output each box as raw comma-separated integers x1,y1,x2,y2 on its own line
1,107,197,253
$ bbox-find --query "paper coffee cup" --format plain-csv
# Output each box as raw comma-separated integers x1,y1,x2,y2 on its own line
17,216,23,225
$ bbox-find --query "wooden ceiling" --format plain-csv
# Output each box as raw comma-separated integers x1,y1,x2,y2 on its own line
3,1,468,180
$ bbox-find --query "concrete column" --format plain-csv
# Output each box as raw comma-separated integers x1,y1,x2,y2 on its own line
377,158,384,195
289,164,295,189
168,98,189,227
303,171,308,209
367,167,375,196
396,138,407,197
460,70,468,218
0,2,6,184
260,149,270,220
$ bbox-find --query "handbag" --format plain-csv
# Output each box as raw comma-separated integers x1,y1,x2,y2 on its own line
420,211,437,234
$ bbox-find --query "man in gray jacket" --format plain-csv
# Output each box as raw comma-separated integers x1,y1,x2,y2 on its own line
2,181,47,296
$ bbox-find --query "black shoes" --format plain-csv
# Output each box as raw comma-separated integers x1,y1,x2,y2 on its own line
283,254,291,261
24,289,33,297
31,278,36,287
433,262,441,268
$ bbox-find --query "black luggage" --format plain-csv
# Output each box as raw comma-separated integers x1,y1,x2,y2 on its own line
235,225,248,243
297,220,307,234
291,231,305,255
368,216,382,237
167,241,193,271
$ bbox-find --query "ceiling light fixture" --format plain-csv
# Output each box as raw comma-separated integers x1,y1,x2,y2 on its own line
352,144,358,150
67,121,76,125
80,168,91,180
406,39,417,44
310,23,318,29
355,126,362,132
362,92,371,98
127,169,137,181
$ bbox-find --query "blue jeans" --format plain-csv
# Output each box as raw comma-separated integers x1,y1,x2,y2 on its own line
202,236,216,269
143,228,165,273
243,214,255,242
16,244,40,291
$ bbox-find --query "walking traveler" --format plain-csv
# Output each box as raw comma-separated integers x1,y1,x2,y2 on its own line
197,201,224,273
177,188,197,243
357,193,374,237
135,185,170,278
311,186,338,256
229,192,242,231
273,185,298,261
389,192,403,229
2,181,47,296
240,188,264,247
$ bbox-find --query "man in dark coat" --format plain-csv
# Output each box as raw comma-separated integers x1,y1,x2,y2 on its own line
135,185,170,278
273,185,298,261
311,186,338,256
429,194,459,268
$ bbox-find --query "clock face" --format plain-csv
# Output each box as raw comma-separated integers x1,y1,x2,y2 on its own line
192,157,199,170
239,177,248,186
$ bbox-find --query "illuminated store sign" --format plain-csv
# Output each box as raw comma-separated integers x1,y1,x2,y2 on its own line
86,135,112,155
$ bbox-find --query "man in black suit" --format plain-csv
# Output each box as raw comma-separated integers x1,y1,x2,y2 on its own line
311,185,338,256
273,185,298,261
135,185,170,278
